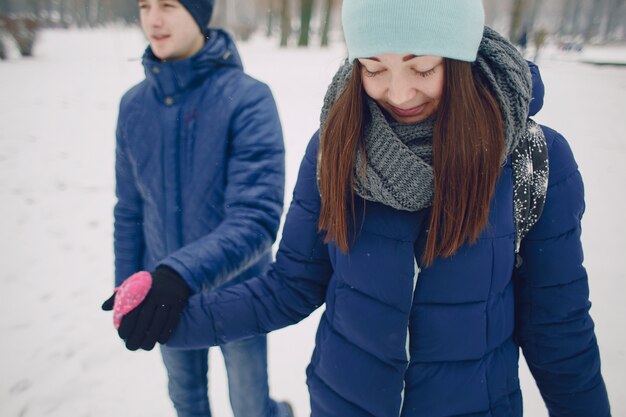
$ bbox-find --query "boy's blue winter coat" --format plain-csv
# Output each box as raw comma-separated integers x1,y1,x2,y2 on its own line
114,30,284,292
168,65,610,416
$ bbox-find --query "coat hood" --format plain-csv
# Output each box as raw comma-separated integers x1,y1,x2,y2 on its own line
528,60,544,117
142,29,243,99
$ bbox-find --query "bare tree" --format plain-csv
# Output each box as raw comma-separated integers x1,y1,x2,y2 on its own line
98,0,116,25
24,0,41,17
509,0,528,41
524,0,543,34
533,27,548,61
279,0,290,47
210,0,226,27
88,0,100,27
583,0,604,41
297,0,313,46
108,0,139,24
0,14,6,60
320,0,332,46
602,0,626,39
58,0,68,27
230,0,256,40
482,0,496,26
559,0,584,36
0,15,39,56
266,0,276,37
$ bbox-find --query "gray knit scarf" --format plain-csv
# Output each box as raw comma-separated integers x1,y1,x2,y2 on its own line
320,27,533,212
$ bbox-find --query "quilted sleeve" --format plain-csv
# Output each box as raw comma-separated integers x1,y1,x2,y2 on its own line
514,126,611,416
159,81,285,292
113,99,145,287
166,132,333,349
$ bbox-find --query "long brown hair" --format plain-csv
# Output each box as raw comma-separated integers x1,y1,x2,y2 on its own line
318,59,504,266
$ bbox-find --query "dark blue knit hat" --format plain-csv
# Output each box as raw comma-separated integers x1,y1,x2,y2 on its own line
179,0,214,35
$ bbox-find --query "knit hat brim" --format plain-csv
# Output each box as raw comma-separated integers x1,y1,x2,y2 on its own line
342,0,485,62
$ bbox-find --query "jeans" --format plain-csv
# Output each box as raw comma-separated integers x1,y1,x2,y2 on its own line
160,335,291,417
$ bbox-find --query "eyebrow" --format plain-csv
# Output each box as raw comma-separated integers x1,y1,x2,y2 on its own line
362,55,419,62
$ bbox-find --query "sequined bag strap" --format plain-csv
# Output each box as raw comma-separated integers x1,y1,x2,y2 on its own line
512,119,549,264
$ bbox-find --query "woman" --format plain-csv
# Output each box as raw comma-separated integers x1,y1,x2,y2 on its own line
119,0,611,415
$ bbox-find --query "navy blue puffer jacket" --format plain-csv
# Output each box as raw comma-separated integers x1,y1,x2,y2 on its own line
113,29,284,293
168,65,610,416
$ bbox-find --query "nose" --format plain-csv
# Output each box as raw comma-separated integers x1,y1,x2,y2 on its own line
387,74,416,106
146,7,164,27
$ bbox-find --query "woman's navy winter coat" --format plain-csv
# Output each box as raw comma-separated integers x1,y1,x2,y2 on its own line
168,65,610,416
114,30,284,292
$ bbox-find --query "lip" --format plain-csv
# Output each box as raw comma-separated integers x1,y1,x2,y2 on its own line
151,34,170,42
389,103,426,117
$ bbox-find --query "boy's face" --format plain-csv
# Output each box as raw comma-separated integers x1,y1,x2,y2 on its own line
138,0,205,61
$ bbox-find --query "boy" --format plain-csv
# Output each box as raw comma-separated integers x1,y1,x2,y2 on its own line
102,1,293,416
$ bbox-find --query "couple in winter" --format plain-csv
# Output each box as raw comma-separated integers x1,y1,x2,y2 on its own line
103,0,611,416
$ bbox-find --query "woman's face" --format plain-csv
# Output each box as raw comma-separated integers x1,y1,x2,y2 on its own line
358,54,444,123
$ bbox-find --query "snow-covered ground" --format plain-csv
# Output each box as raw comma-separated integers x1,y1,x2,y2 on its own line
1,28,625,417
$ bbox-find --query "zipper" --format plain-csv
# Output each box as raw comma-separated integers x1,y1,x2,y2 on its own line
399,256,420,416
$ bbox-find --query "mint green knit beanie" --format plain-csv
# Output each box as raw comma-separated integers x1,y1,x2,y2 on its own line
342,0,485,62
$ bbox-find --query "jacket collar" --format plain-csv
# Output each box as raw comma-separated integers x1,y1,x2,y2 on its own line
142,29,243,100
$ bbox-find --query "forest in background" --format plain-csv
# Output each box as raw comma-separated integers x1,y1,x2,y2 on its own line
1,0,625,59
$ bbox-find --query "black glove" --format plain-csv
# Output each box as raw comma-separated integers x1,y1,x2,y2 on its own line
103,266,191,351
101,293,115,311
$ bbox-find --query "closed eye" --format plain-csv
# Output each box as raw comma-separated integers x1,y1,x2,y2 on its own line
364,68,385,77
413,68,436,78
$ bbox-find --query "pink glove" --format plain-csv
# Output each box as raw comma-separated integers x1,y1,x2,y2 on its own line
112,271,153,329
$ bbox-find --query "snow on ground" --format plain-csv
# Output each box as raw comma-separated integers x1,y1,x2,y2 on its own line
0,27,624,417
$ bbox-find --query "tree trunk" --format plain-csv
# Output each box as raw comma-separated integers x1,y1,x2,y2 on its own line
0,0,10,15
266,0,274,37
570,0,584,35
603,0,625,39
210,0,226,28
70,0,86,27
27,0,41,17
88,0,98,27
232,0,257,41
4,16,39,56
320,0,332,46
279,0,290,47
297,0,313,47
559,0,571,35
583,0,603,41
100,0,115,25
482,0,497,27
60,0,72,27
509,0,527,41
119,0,139,24
524,0,542,34
42,0,53,25
560,0,583,36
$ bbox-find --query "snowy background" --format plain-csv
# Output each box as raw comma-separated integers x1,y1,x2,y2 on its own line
0,28,625,417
